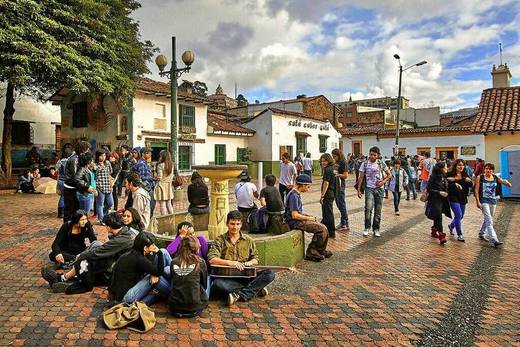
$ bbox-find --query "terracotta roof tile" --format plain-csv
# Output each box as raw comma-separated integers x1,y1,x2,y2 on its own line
472,87,520,133
340,124,471,136
137,78,213,104
207,111,255,135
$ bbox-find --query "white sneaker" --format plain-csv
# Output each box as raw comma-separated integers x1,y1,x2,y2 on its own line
374,230,381,237
363,229,369,237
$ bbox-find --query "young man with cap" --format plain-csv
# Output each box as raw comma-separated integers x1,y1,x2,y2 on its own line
285,174,332,262
357,146,391,237
235,171,259,213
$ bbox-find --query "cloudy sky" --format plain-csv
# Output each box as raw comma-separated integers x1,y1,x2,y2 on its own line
133,0,519,111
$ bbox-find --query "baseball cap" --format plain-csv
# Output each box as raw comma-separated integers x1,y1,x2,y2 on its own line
296,174,312,184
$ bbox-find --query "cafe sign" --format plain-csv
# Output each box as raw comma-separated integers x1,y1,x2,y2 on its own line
288,119,330,131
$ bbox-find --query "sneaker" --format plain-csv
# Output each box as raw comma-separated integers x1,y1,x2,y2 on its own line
478,234,487,241
395,211,400,216
457,235,465,242
16,190,22,194
57,261,74,270
41,267,61,287
305,253,325,262
51,281,74,293
321,250,333,258
363,229,370,237
374,230,381,237
448,224,454,235
335,224,348,231
343,225,350,232
258,287,269,297
227,292,240,306
493,241,503,248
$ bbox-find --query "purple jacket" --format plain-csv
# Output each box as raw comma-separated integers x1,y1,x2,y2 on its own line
166,235,208,261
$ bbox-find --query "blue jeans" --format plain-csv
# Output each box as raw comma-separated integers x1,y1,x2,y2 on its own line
449,202,466,237
58,181,65,208
407,178,417,199
77,194,94,213
335,186,349,226
95,190,114,222
211,269,275,301
123,249,172,305
420,180,428,193
392,191,401,212
364,187,384,231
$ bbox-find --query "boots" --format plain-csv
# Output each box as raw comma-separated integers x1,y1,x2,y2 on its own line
57,207,64,218
430,226,438,238
438,231,447,245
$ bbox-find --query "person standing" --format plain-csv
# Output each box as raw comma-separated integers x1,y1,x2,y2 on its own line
388,159,408,216
94,149,114,224
134,147,155,214
425,162,452,245
319,153,337,238
447,159,473,242
279,152,297,200
357,146,390,237
419,152,436,193
286,174,332,261
474,163,512,247
108,151,121,211
406,160,418,200
473,158,485,177
56,147,73,218
118,145,134,197
302,153,313,181
63,141,91,222
332,148,349,232
154,150,174,216
74,152,96,215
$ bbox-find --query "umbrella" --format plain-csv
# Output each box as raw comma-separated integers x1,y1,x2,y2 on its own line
34,177,57,194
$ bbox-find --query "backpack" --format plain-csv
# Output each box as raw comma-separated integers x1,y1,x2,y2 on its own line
247,208,261,233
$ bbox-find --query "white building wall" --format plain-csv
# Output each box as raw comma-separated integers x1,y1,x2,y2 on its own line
341,134,485,160
203,136,249,164
241,114,272,161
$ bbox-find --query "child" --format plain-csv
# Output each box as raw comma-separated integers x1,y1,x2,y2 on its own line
168,235,208,317
16,169,35,193
474,163,512,247
388,159,409,215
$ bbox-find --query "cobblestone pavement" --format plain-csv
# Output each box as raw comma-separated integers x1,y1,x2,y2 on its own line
0,179,519,346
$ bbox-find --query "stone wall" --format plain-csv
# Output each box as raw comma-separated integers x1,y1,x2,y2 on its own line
303,96,336,122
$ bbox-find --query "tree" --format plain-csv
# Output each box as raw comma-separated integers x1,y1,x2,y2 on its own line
192,81,208,96
0,0,155,176
236,94,248,107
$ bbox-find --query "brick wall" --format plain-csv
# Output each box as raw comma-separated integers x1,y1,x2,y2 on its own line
303,96,335,122
338,104,384,127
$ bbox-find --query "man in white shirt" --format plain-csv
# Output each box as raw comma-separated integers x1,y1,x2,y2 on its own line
235,171,259,213
279,152,297,200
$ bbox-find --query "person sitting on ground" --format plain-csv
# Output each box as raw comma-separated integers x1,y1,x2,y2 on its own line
166,221,209,260
122,207,145,233
259,174,286,233
108,232,166,304
41,212,136,294
208,210,275,306
49,210,96,268
168,235,208,317
16,169,36,193
285,174,332,262
187,172,209,215
125,173,151,230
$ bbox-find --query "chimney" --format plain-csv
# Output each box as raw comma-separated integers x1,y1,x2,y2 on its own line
491,63,512,88
296,94,306,99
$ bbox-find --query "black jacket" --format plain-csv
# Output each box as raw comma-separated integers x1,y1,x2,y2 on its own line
121,153,134,172
74,166,93,193
168,257,208,316
64,153,79,187
425,175,452,220
51,221,97,256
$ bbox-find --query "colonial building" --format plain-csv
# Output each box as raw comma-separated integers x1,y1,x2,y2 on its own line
0,84,61,167
335,96,410,110
206,84,238,110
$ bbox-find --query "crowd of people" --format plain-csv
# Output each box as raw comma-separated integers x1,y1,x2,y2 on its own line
38,141,511,320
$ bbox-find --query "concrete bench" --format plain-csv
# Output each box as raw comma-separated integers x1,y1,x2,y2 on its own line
152,211,209,236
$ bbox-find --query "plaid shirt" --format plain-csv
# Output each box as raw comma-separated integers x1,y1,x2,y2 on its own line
94,161,113,194
134,159,155,189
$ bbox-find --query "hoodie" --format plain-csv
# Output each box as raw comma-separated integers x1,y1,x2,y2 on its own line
132,187,151,230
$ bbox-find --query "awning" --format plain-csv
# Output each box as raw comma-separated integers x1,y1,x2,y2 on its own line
319,134,330,138
295,131,311,137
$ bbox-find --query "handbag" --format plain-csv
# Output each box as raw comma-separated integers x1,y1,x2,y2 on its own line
103,301,156,333
420,191,429,202
173,170,183,188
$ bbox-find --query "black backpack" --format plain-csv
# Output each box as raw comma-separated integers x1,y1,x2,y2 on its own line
247,209,261,233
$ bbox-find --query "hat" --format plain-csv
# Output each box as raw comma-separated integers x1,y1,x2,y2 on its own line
296,174,312,184
140,147,152,154
239,171,250,181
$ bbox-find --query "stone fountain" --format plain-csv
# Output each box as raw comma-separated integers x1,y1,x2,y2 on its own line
192,165,247,240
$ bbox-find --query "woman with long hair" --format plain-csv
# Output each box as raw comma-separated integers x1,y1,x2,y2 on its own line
168,235,208,317
331,148,349,231
320,153,337,238
74,152,96,215
122,207,145,233
447,159,473,241
94,149,114,224
48,210,96,267
109,232,168,303
187,172,209,215
166,221,209,260
425,162,452,245
154,150,174,215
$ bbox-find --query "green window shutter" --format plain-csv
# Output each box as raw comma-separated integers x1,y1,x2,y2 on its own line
296,136,307,156
237,148,247,163
319,136,327,153
178,146,191,171
215,144,226,165
179,105,195,128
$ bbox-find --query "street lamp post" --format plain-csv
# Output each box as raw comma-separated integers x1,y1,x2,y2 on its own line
155,36,195,170
393,54,427,155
